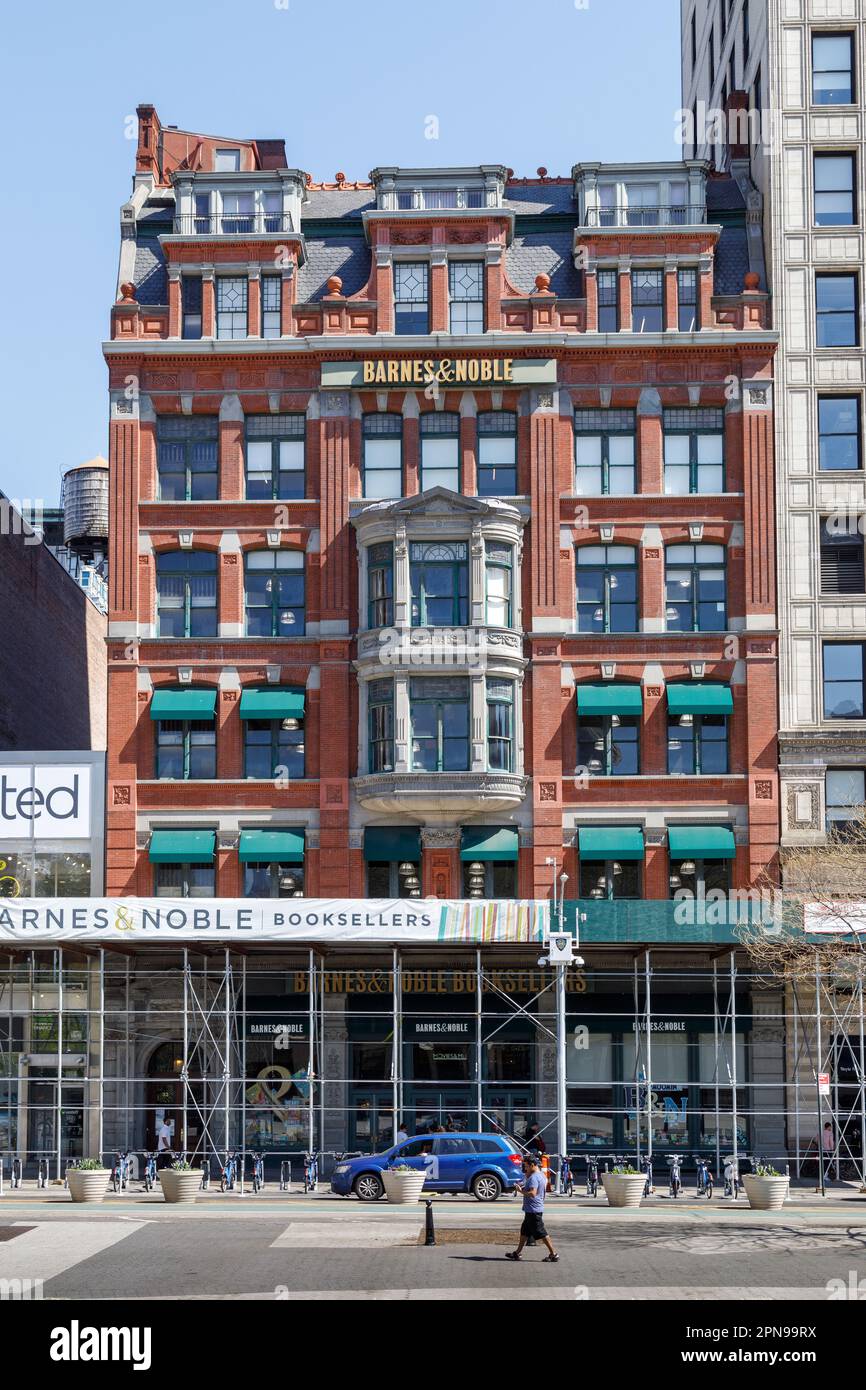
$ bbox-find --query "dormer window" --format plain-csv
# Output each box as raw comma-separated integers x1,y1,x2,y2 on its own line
214,148,241,172
449,262,484,333
394,187,485,210
394,263,429,335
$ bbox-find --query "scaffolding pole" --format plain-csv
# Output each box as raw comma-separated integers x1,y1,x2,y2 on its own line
860,982,866,1191
730,951,739,1182
307,948,315,1154
633,955,641,1169
182,947,189,1158
98,948,105,1165
713,959,721,1180
815,954,826,1197
645,950,652,1165
55,947,63,1180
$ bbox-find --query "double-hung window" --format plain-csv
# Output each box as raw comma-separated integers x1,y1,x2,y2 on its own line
597,269,619,331
667,714,728,775
816,273,859,347
812,32,854,104
181,276,203,338
580,857,641,900
261,274,282,336
487,679,515,772
826,768,866,834
155,863,215,898
574,409,636,495
410,542,468,626
632,269,664,331
818,396,861,470
477,412,517,495
409,678,470,772
663,408,725,494
576,546,638,633
677,268,699,330
420,412,460,490
368,543,394,629
216,276,248,338
814,153,856,226
577,712,640,777
244,720,304,780
449,261,484,333
193,193,211,235
819,517,865,594
363,414,403,498
244,551,305,636
221,191,253,233
245,414,305,500
823,642,865,719
665,545,727,631
156,552,218,638
394,262,429,334
156,417,218,501
485,543,513,627
156,720,216,780
368,680,395,773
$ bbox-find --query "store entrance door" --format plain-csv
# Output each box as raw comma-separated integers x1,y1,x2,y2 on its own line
26,1067,84,1168
482,1089,533,1145
348,1090,394,1153
406,1088,474,1135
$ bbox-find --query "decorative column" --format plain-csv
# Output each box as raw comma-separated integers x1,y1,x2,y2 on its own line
219,393,244,501
201,267,215,338
280,264,295,337
636,386,663,493
167,266,182,338
429,245,448,333
421,828,461,899
402,393,420,495
460,393,477,495
617,258,632,330
247,264,261,338
664,258,678,331
318,391,352,623
584,264,598,332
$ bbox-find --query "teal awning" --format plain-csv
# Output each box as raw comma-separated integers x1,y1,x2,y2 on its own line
364,828,421,862
150,689,216,721
576,685,643,717
238,830,305,863
149,830,215,864
578,827,645,861
668,826,736,860
666,683,733,716
460,827,519,862
239,688,305,721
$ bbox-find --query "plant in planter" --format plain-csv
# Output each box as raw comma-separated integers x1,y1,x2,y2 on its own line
67,1158,111,1204
158,1157,201,1204
382,1162,427,1204
743,1163,789,1211
601,1163,646,1209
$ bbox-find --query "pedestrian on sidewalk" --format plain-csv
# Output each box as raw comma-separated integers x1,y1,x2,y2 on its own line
395,1122,408,1145
505,1156,559,1263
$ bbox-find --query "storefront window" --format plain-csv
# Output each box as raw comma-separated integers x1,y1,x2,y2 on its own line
367,861,420,897
462,860,516,899
154,864,215,898
579,859,641,899
243,863,304,898
33,853,91,896
567,1029,614,1147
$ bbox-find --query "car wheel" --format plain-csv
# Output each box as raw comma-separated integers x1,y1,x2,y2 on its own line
472,1173,502,1202
353,1172,384,1202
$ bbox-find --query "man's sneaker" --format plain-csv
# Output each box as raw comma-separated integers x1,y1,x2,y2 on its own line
543,1253,560,1263
504,1251,522,1261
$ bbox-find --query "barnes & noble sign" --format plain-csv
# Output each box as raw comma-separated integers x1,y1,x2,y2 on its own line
321,357,557,389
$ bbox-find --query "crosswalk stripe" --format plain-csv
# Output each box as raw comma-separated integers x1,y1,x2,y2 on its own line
0,1220,146,1283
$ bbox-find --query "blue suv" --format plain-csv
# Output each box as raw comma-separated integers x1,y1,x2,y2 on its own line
331,1132,524,1202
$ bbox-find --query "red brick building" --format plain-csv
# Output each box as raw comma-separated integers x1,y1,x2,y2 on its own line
104,105,779,911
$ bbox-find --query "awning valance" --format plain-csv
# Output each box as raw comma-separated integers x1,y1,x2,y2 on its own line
576,685,643,717
578,827,645,861
460,826,519,862
150,689,216,721
666,684,733,716
668,826,737,860
238,830,305,863
364,828,421,862
239,688,305,721
149,830,216,864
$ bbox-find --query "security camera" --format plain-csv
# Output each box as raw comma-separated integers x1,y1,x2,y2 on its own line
537,956,550,968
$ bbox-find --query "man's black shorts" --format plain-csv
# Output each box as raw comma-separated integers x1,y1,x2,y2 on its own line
521,1211,548,1239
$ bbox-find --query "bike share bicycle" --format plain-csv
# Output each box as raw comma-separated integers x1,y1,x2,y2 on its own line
559,1154,574,1196
250,1151,264,1193
667,1153,682,1198
220,1150,238,1192
303,1152,318,1193
111,1151,131,1193
694,1154,714,1198
142,1151,157,1192
585,1155,600,1197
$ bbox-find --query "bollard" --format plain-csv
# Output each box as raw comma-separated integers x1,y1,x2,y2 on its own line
424,1199,436,1246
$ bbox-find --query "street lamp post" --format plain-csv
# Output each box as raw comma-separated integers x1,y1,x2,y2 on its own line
545,857,579,1191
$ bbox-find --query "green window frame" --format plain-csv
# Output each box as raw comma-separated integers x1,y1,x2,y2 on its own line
485,542,513,627
420,412,460,491
597,268,619,331
667,714,729,775
216,275,248,339
154,863,215,898
362,414,403,499
477,411,517,496
394,262,429,334
243,721,305,780
368,543,394,629
156,551,218,639
261,273,282,338
579,860,641,900
155,720,216,780
577,714,640,776
665,544,727,631
486,679,514,772
574,409,636,496
245,414,305,500
669,858,731,899
677,268,699,331
409,677,470,772
368,679,395,773
244,551,305,636
576,545,638,633
156,416,218,501
410,541,468,626
663,409,725,495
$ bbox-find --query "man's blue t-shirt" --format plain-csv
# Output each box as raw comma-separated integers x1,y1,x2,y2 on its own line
522,1169,546,1213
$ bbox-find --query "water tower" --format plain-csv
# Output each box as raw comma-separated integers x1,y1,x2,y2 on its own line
61,456,109,566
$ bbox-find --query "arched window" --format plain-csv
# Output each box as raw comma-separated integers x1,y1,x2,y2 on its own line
576,546,638,633
244,551,305,637
156,552,218,638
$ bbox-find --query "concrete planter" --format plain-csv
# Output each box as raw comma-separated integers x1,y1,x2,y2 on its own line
382,1170,427,1204
68,1168,111,1203
602,1172,646,1208
158,1169,201,1204
743,1174,789,1211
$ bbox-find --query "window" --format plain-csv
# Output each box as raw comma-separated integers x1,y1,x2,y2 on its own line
181,276,202,339
812,32,854,104
261,274,282,337
156,417,218,501
823,642,865,719
156,551,217,638
410,678,470,771
820,518,865,594
576,546,638,633
244,551,305,636
262,191,282,234
420,412,460,490
368,860,420,897
580,859,641,900
156,718,216,780
816,274,859,347
487,679,515,772
818,396,861,470
216,276,248,338
677,268,699,331
361,414,402,499
632,269,664,332
410,542,468,626
245,415,305,500
574,409,636,496
193,193,210,235
449,262,484,333
155,864,215,898
663,408,725,494
244,863,304,898
462,861,516,899
577,713,640,777
368,543,394,629
667,714,728,775
597,269,619,332
220,191,253,233
814,153,856,225
394,262,429,334
826,769,866,833
477,411,517,496
485,542,513,627
626,185,661,226
214,148,241,172
665,545,727,631
244,721,304,779
670,859,730,899
368,679,395,773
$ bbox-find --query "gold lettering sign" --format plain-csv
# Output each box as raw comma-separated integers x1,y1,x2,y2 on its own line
361,358,514,387
291,969,587,994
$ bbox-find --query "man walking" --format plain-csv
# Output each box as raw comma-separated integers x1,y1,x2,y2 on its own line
505,1155,559,1262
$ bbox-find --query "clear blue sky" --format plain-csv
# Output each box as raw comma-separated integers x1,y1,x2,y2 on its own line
1,0,681,504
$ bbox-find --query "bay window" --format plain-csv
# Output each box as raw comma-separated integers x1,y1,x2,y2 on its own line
449,261,484,333
410,678,470,772
486,680,515,772
368,680,395,773
485,543,513,626
394,262,429,334
368,543,394,629
410,541,468,626
216,276,248,338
